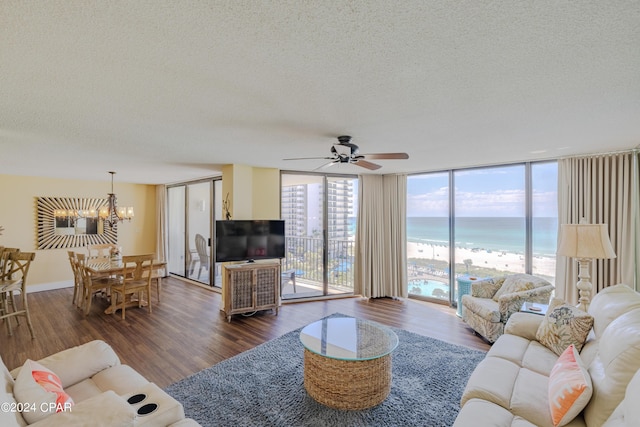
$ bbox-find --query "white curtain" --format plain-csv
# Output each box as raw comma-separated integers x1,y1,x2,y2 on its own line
155,185,168,273
556,151,639,303
354,174,407,298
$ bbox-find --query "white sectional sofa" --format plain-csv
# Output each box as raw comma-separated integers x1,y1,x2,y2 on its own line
454,284,640,427
1,340,199,426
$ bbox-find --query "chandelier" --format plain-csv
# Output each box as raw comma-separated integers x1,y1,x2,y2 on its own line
52,172,134,229
99,171,134,228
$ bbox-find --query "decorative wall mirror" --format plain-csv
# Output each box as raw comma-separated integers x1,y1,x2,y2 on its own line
37,197,118,249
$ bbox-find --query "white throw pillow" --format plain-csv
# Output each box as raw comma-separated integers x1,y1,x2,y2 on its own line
12,360,74,424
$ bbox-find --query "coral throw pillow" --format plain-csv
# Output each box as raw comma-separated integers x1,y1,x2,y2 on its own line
548,344,593,427
13,359,74,424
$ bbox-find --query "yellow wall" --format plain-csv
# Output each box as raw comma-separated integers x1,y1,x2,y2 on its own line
0,174,157,290
221,165,280,220
252,168,280,219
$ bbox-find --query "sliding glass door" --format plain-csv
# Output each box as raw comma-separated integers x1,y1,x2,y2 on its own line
281,173,358,299
167,178,222,287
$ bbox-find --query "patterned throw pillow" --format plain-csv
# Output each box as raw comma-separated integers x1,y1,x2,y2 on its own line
472,277,505,299
492,274,537,301
548,344,593,427
536,298,594,356
13,359,74,424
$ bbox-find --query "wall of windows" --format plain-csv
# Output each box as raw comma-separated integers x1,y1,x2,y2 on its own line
407,162,557,305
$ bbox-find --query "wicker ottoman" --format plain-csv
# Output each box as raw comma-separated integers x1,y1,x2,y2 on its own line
300,317,398,410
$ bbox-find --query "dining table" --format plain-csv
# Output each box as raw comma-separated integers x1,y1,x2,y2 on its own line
84,257,167,314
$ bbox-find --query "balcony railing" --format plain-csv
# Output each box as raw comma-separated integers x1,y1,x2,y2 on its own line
282,235,355,295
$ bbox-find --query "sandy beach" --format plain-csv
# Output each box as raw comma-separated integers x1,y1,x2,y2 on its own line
407,241,555,279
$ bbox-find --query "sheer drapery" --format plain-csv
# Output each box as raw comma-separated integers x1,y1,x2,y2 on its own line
156,185,168,267
556,152,639,303
354,174,407,298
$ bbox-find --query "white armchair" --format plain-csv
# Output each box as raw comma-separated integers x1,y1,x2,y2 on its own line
460,273,554,343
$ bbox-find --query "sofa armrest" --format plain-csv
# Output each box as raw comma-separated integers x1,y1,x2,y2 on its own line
29,390,135,427
503,312,545,340
11,340,120,389
497,285,554,322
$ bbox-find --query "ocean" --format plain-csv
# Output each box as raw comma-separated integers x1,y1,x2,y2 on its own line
407,217,558,256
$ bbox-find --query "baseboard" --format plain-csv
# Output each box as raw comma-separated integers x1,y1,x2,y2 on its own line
26,280,74,293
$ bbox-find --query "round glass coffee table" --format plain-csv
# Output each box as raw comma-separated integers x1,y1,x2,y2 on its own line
299,317,399,410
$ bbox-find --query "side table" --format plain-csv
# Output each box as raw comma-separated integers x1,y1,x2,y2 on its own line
520,301,549,315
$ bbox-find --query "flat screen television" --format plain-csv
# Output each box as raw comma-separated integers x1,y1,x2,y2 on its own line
215,220,285,263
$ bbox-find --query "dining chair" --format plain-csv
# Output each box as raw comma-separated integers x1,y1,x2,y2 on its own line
67,251,83,307
0,248,21,329
0,252,36,338
87,243,117,259
110,254,154,320
195,234,209,280
78,253,119,316
151,263,166,303
1,247,20,277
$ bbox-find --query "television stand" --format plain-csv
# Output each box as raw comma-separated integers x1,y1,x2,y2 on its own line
222,261,281,322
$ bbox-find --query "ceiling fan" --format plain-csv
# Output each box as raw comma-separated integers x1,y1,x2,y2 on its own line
284,135,409,171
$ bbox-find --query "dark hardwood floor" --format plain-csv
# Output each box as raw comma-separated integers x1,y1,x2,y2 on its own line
1,277,489,388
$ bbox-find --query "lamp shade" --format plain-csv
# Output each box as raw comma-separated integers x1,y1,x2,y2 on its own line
557,224,616,259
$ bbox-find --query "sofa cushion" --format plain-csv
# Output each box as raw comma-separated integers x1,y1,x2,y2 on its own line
10,340,121,390
548,345,592,427
588,284,640,338
461,357,521,407
454,398,540,427
0,393,27,427
64,378,104,403
536,299,593,356
487,335,557,376
27,390,135,427
510,368,552,426
493,274,548,302
13,360,74,424
504,312,546,341
91,364,149,396
620,370,640,426
584,308,640,427
1,356,14,394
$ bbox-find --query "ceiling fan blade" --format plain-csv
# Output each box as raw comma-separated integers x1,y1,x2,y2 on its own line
354,159,382,170
313,161,337,171
360,153,409,160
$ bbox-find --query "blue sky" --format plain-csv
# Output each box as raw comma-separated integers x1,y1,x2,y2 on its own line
407,162,558,217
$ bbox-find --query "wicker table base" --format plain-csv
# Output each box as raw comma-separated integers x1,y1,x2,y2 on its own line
303,348,393,410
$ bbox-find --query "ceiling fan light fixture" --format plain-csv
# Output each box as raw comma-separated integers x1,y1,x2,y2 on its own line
283,135,408,171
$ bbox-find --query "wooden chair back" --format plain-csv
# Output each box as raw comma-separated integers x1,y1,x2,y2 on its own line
1,252,36,338
122,254,155,283
111,254,154,319
87,243,117,259
1,248,20,279
7,252,36,290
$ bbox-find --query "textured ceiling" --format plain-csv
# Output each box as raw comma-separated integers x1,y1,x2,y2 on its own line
1,1,639,184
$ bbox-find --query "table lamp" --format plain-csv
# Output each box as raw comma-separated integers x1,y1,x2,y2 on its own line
557,223,616,312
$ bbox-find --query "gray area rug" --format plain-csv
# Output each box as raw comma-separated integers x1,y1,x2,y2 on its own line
165,314,486,427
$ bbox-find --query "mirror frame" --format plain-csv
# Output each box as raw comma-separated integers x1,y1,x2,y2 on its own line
36,197,117,249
